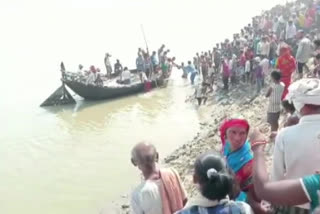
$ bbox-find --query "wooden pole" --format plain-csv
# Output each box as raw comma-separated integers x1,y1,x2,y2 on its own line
140,25,158,87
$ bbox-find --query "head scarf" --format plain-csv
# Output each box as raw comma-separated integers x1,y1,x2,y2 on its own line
220,119,253,191
279,46,291,56
219,119,250,148
285,78,320,112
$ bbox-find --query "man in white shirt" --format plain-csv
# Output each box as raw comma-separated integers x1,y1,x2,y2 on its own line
273,17,279,34
86,65,97,85
104,53,112,77
272,78,320,212
285,20,297,45
296,30,312,79
77,64,84,75
130,142,187,214
259,37,270,58
121,67,131,84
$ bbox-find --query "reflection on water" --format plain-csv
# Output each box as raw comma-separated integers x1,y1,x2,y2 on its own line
0,72,199,214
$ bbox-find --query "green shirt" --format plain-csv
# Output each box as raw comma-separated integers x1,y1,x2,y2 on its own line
301,174,320,211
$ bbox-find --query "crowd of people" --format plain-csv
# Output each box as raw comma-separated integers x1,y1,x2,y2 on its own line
177,0,320,108
129,77,320,214
128,0,320,214
71,43,178,87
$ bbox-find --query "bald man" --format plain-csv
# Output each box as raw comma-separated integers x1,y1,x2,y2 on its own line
130,142,187,214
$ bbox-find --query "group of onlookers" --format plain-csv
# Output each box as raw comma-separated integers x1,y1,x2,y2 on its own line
127,0,320,214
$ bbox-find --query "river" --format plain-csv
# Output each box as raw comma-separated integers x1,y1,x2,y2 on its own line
0,0,286,213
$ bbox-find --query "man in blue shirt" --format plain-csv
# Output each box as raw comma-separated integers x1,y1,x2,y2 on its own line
186,61,198,85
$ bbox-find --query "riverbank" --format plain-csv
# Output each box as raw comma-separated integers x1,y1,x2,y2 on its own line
164,81,275,198
114,77,276,214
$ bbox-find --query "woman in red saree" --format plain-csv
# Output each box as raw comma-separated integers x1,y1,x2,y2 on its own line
276,46,296,100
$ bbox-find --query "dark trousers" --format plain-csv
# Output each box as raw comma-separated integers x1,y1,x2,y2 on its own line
223,76,229,90
297,62,309,74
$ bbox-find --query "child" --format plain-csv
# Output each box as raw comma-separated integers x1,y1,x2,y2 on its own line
194,82,208,106
266,71,285,132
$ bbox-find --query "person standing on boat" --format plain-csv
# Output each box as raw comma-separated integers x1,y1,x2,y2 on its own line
104,53,112,78
136,53,145,73
143,53,152,79
157,44,165,62
114,59,123,77
86,65,97,85
151,51,159,72
121,67,131,85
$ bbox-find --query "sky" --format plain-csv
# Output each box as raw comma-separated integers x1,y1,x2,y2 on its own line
0,0,288,102
0,0,290,213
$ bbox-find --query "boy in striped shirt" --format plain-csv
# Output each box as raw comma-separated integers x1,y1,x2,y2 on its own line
266,71,285,132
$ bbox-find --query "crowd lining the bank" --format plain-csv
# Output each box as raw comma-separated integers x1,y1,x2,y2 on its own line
125,1,320,214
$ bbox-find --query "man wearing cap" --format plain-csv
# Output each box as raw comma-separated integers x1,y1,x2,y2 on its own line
296,30,312,79
271,78,320,214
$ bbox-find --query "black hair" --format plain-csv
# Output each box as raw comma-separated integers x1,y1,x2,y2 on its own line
282,100,295,113
194,152,233,201
315,39,320,48
271,70,281,81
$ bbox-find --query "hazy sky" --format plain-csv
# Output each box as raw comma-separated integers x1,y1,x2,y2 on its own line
0,0,287,95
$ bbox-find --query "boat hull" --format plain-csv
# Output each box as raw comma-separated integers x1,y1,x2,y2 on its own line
63,79,162,100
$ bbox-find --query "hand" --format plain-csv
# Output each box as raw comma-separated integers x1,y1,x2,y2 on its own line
270,131,277,140
260,201,273,214
249,128,267,149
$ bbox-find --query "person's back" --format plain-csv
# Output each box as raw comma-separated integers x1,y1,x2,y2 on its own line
122,68,131,84
269,82,285,108
130,143,187,214
176,199,251,214
296,37,312,63
272,78,320,210
136,56,145,71
272,117,320,180
131,179,163,214
176,152,252,214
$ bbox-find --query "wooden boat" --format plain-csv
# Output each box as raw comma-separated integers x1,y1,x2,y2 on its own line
62,71,167,100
